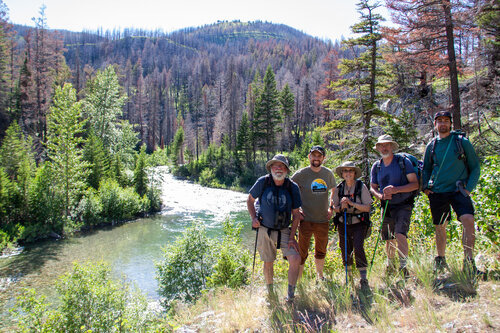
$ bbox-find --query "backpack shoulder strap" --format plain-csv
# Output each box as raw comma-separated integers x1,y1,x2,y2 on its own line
430,137,438,166
454,133,469,173
353,179,363,203
336,180,345,198
258,174,273,203
284,177,294,199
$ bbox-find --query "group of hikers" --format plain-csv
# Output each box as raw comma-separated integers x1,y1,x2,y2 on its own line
247,110,482,302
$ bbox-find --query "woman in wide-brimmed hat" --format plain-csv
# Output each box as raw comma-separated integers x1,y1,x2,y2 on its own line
332,161,373,289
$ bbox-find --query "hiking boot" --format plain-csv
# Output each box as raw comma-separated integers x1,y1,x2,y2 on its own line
400,267,410,280
434,256,448,273
360,278,369,290
385,262,397,276
463,258,486,280
284,295,295,305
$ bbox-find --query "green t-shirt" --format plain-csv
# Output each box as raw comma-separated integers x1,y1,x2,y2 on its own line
291,166,336,223
422,134,480,193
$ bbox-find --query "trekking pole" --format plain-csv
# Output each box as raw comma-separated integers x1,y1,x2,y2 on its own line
344,209,348,286
369,200,389,276
251,227,259,283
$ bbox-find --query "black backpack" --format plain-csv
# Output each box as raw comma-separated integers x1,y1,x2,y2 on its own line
257,174,294,230
333,180,372,238
429,130,468,173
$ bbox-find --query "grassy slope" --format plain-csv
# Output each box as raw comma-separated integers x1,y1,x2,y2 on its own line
167,190,500,332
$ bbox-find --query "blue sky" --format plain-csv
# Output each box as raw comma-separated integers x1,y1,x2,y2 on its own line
3,0,391,42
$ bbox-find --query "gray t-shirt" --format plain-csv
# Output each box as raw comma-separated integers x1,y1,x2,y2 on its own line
291,166,336,223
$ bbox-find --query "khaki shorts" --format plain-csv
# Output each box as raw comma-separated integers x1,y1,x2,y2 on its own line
257,226,298,262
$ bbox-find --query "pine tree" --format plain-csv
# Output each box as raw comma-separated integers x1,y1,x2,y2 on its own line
236,112,252,165
384,0,472,129
83,133,110,189
324,0,389,180
83,65,126,150
46,83,88,218
253,65,281,160
134,145,147,197
279,83,295,150
0,121,33,180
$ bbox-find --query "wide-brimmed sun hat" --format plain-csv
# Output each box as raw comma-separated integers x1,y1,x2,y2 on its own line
335,161,362,179
373,134,399,151
266,154,290,173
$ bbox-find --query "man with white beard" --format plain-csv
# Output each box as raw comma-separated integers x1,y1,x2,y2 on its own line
370,135,419,278
247,154,302,302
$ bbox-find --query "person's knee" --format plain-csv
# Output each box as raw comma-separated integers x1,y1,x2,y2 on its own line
459,214,475,228
435,223,447,233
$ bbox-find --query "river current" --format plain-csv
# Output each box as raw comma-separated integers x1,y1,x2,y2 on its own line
0,167,250,327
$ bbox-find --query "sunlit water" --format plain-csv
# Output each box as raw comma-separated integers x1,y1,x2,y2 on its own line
0,167,251,328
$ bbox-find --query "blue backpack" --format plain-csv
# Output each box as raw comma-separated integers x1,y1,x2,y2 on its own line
376,153,423,199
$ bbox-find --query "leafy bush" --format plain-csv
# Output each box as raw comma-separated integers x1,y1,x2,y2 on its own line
199,168,223,188
99,179,143,222
13,262,157,332
77,187,104,226
207,219,251,288
156,223,216,307
473,155,500,244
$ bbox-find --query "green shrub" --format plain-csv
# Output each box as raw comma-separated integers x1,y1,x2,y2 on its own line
99,179,142,222
77,187,104,226
473,155,500,245
13,262,157,332
207,219,251,288
28,164,65,236
199,168,223,188
156,223,215,307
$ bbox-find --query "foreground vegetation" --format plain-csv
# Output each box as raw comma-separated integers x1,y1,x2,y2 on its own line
8,156,499,332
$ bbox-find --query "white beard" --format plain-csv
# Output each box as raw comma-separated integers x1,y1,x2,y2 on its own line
380,152,392,159
271,170,286,181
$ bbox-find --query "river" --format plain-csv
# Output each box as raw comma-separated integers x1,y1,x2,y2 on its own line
0,167,250,328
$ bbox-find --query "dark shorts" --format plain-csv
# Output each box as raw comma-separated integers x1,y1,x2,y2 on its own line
428,191,475,225
381,204,413,240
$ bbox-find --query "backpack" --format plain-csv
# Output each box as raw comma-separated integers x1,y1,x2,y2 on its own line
333,180,372,239
375,153,423,201
257,174,294,230
429,130,468,174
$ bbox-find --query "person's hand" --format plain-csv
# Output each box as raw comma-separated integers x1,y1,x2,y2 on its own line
340,197,351,210
288,236,299,252
299,208,305,221
326,207,334,220
383,185,398,196
251,216,261,229
423,189,433,196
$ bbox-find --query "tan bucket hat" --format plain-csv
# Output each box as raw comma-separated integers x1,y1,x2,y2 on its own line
265,154,290,173
373,134,399,151
335,161,362,179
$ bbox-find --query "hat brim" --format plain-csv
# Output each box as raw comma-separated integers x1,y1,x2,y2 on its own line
266,160,290,173
374,141,399,152
335,166,362,179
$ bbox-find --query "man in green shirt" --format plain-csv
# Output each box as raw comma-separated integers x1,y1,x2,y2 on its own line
291,146,336,280
422,111,481,274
